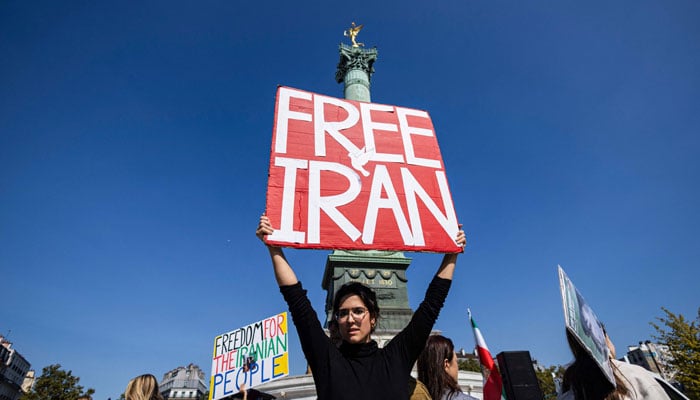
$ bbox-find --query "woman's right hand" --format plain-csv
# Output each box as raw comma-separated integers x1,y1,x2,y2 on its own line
256,215,274,243
257,215,297,285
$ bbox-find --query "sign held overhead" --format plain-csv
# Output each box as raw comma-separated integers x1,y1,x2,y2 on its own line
265,86,461,253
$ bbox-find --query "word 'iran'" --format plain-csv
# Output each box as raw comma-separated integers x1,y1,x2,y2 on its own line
265,87,460,253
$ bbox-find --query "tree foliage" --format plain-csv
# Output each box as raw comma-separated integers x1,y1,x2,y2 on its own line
458,358,481,372
22,364,95,400
651,307,700,400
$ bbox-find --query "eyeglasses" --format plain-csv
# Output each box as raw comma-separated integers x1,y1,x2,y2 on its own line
335,307,368,321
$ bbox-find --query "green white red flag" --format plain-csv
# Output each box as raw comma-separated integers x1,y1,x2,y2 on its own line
468,309,506,400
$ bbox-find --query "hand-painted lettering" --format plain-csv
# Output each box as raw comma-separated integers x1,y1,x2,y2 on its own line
210,312,290,399
266,87,460,253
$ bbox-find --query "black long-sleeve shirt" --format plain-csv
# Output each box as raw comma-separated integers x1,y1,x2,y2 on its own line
280,276,451,400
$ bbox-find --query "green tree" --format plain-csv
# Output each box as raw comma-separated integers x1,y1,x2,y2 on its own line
535,365,565,399
458,357,481,372
651,307,700,400
22,364,95,400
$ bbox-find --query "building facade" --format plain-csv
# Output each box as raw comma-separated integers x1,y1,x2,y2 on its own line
0,336,32,400
626,341,674,381
160,364,208,400
21,370,35,395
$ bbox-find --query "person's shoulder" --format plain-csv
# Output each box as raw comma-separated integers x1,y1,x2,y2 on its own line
408,377,431,400
612,360,672,400
414,378,429,392
613,359,657,380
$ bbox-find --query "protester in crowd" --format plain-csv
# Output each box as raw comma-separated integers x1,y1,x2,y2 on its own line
238,383,248,400
409,375,433,400
559,329,671,400
229,383,276,400
256,215,466,400
417,335,478,400
124,374,164,400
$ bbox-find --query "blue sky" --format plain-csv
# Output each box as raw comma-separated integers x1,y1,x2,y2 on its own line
1,1,698,398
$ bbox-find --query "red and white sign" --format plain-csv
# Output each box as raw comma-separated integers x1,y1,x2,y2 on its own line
264,86,461,253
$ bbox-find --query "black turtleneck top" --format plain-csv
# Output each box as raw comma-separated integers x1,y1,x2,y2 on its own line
280,276,451,400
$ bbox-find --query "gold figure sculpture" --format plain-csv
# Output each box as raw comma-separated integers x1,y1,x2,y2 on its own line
344,22,364,48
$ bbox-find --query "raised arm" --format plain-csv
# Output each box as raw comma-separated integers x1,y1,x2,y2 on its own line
256,215,298,286
386,226,467,368
435,225,466,280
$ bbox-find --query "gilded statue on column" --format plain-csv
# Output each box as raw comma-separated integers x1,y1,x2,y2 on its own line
344,22,364,48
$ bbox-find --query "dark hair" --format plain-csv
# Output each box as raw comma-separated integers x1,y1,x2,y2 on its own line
332,281,380,332
417,335,462,400
562,332,630,400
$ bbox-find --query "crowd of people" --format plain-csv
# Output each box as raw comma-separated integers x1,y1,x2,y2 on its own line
255,215,674,400
123,216,675,400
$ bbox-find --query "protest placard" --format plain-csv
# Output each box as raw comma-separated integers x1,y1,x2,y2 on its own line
265,86,461,253
209,312,289,400
558,266,615,386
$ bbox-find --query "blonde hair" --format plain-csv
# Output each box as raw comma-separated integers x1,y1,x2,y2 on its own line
125,374,164,400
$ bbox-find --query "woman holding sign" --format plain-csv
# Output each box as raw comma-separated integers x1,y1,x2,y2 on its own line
256,215,466,400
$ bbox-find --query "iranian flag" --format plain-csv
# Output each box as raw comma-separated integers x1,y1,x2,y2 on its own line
469,309,506,400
